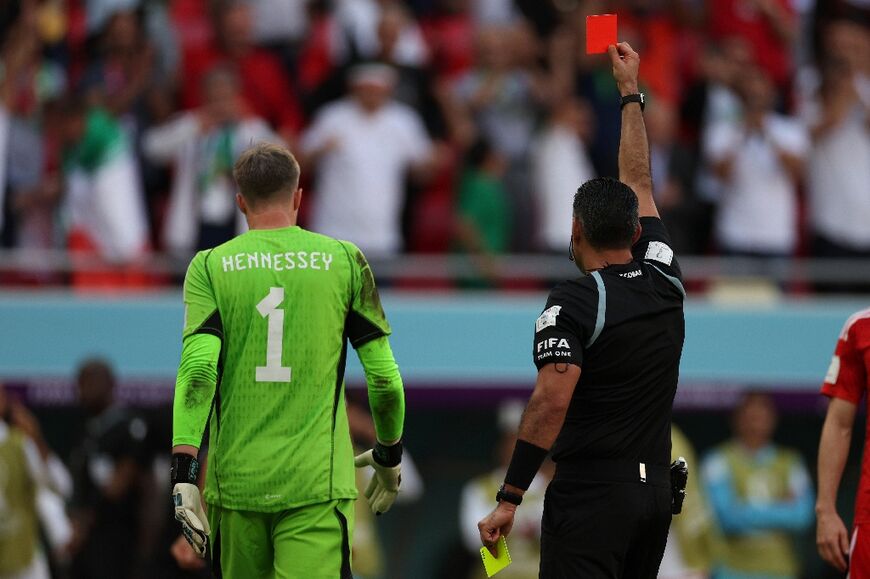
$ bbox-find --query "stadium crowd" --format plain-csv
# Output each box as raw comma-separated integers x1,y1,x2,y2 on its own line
0,0,868,288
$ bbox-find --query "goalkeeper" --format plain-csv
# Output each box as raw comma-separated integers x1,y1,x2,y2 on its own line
170,143,405,579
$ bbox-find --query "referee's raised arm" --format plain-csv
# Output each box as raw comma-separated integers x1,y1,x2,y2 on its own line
609,42,658,219
479,41,686,578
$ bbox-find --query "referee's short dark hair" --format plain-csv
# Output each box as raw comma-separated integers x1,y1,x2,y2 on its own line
573,177,640,250
233,143,300,206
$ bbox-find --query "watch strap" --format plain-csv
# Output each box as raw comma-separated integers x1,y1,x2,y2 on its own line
620,92,645,112
495,484,523,506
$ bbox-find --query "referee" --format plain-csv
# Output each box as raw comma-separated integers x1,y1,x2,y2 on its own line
478,42,685,579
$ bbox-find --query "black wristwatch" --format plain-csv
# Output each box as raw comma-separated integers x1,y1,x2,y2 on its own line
495,484,523,506
620,92,645,112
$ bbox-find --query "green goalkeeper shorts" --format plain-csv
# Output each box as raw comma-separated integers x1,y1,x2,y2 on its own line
207,499,354,579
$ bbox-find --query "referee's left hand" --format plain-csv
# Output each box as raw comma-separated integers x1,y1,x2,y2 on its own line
478,502,517,556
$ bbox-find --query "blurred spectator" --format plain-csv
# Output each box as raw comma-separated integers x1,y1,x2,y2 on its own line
59,97,152,286
180,0,303,141
701,392,814,579
471,0,518,26
453,138,510,286
251,0,313,56
295,1,351,114
797,16,870,127
300,63,437,256
817,15,870,79
684,39,752,136
347,398,423,579
803,21,870,259
301,2,443,132
0,100,6,243
615,0,698,106
143,67,281,255
646,98,701,254
0,383,72,579
459,401,552,579
0,7,66,254
332,0,429,67
80,9,158,131
295,3,444,141
450,24,543,161
35,486,74,574
681,39,752,253
420,0,475,82
659,424,719,579
704,67,809,257
376,4,446,136
532,97,595,253
449,24,547,250
84,0,138,35
708,0,798,89
67,359,151,579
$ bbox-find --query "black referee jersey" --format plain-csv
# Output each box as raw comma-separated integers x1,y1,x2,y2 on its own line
533,216,685,467
532,216,685,579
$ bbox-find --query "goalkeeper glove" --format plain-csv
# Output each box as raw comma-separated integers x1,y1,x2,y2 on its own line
354,441,402,515
171,454,210,557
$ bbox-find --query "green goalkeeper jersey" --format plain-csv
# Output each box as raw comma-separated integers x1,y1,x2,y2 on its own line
173,226,393,512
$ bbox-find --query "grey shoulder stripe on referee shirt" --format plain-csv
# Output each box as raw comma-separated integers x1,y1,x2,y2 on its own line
587,271,607,348
648,264,687,298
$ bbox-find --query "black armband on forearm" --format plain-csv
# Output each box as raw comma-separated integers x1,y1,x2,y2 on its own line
373,440,403,468
504,439,549,491
170,453,200,486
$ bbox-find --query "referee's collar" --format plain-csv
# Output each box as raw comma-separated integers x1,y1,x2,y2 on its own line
597,261,640,275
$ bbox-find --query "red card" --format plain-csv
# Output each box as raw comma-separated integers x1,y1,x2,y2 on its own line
586,14,617,55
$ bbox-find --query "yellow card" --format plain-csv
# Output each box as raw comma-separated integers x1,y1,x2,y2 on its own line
480,536,512,577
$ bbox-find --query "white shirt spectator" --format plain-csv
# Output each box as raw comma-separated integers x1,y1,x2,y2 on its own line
532,125,595,252
804,78,870,249
705,115,810,254
143,113,281,255
301,99,432,256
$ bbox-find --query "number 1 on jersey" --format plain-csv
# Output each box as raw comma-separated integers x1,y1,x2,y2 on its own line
255,287,292,383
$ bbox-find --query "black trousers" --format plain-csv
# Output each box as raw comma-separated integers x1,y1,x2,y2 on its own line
539,462,672,579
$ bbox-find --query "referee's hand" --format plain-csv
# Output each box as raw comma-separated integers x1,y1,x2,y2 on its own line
817,508,850,572
478,502,517,557
607,42,640,97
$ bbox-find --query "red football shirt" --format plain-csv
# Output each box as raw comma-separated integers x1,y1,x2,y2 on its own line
822,308,870,524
